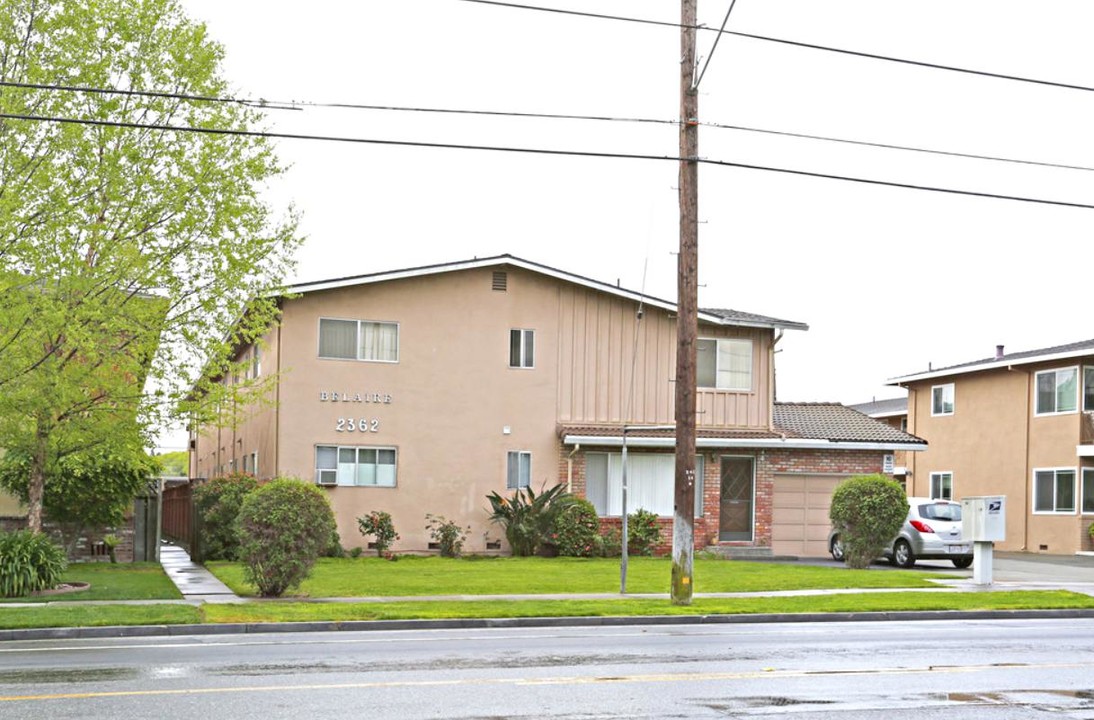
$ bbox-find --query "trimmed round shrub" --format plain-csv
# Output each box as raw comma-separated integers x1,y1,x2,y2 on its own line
194,471,259,560
829,474,908,569
236,477,338,597
553,498,600,557
627,508,662,556
0,530,67,597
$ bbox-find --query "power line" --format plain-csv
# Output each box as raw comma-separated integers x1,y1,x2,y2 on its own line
5,80,1091,173
457,0,1094,94
706,122,1094,173
692,0,739,91
3,111,1093,210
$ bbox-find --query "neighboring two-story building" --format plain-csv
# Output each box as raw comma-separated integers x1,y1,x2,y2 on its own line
191,255,924,556
891,341,1094,554
848,397,910,486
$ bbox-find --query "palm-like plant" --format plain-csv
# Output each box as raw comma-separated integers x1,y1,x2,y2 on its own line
486,483,570,556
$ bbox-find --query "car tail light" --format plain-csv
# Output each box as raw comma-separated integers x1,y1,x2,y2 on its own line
909,519,934,534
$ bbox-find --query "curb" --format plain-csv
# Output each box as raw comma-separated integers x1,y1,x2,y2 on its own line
6,607,1094,642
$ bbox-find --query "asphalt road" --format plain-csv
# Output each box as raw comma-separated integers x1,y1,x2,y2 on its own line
2,618,1093,719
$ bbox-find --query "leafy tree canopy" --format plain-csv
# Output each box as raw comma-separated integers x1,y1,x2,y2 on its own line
0,0,300,530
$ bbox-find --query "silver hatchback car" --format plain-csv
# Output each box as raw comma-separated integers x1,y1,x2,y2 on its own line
829,497,973,569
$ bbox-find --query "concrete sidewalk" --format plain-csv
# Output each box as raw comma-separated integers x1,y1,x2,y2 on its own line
158,544,241,603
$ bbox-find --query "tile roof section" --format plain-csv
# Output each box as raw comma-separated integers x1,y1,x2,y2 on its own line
890,338,1094,384
847,397,908,417
699,308,808,331
559,403,925,447
774,403,924,445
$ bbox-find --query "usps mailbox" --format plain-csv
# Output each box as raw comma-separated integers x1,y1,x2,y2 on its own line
962,496,1006,542
961,496,1005,585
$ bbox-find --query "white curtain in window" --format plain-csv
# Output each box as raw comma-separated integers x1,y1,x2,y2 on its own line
319,319,357,359
718,339,752,390
588,453,704,517
360,322,398,361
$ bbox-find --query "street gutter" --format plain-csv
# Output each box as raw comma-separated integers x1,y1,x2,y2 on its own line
6,608,1094,642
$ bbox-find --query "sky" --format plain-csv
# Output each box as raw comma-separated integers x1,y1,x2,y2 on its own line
160,0,1094,447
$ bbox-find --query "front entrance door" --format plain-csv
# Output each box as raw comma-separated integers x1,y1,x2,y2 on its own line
719,456,754,541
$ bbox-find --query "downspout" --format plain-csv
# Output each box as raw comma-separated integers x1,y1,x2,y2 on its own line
274,310,283,479
566,444,581,493
1022,368,1031,551
906,385,916,496
769,330,783,431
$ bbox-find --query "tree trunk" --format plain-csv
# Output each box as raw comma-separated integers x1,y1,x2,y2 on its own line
26,421,49,533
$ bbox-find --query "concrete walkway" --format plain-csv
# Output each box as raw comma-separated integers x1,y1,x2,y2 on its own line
158,543,241,603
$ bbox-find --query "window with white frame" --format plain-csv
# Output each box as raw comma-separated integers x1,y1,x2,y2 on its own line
1035,367,1077,415
697,338,752,391
1084,367,1094,412
506,451,531,489
1082,468,1094,514
584,452,704,517
509,329,534,368
252,345,261,378
318,318,399,362
931,384,954,416
929,471,953,500
316,445,397,487
1033,468,1076,513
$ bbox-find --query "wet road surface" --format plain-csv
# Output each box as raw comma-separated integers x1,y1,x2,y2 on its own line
2,617,1094,718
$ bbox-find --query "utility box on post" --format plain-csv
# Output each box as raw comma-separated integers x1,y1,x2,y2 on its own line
962,496,1006,542
961,496,1005,585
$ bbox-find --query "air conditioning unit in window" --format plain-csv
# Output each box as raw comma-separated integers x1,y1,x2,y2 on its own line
317,475,337,487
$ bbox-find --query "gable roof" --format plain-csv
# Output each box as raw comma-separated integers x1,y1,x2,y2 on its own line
847,397,907,418
774,403,922,444
889,338,1094,385
286,254,809,332
559,403,925,450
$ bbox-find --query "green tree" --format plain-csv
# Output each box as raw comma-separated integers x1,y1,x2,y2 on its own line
155,450,189,477
0,423,157,556
0,0,300,532
829,474,908,569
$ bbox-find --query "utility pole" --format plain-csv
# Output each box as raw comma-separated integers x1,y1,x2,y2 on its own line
671,0,699,606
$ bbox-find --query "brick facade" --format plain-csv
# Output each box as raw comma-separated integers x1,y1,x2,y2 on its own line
560,445,886,555
0,515,136,563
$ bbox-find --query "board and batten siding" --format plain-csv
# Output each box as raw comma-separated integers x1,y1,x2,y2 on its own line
555,285,772,429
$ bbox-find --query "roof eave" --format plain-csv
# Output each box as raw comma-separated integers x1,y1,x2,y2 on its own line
889,346,1094,385
562,434,926,451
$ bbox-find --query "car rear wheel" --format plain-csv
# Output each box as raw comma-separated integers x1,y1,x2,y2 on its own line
829,535,845,562
952,557,973,569
892,539,916,568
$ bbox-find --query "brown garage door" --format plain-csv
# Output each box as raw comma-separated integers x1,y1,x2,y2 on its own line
772,474,843,558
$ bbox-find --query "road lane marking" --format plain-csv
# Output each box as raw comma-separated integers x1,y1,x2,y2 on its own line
0,661,1087,703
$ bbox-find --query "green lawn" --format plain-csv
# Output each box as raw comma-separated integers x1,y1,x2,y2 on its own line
0,605,201,630
204,590,1094,623
0,562,182,604
206,556,950,598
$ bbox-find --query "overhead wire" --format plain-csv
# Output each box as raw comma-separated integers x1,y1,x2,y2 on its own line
692,0,739,91
4,80,1091,173
3,111,1093,211
456,0,1094,94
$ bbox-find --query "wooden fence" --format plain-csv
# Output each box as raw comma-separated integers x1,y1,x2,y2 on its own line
161,482,194,551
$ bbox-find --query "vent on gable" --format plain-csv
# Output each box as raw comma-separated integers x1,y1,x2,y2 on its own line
492,271,508,291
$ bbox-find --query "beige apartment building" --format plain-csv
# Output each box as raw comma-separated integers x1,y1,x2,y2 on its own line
892,340,1094,554
191,255,924,556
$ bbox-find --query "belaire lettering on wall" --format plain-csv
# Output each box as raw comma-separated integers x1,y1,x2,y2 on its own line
319,391,393,404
